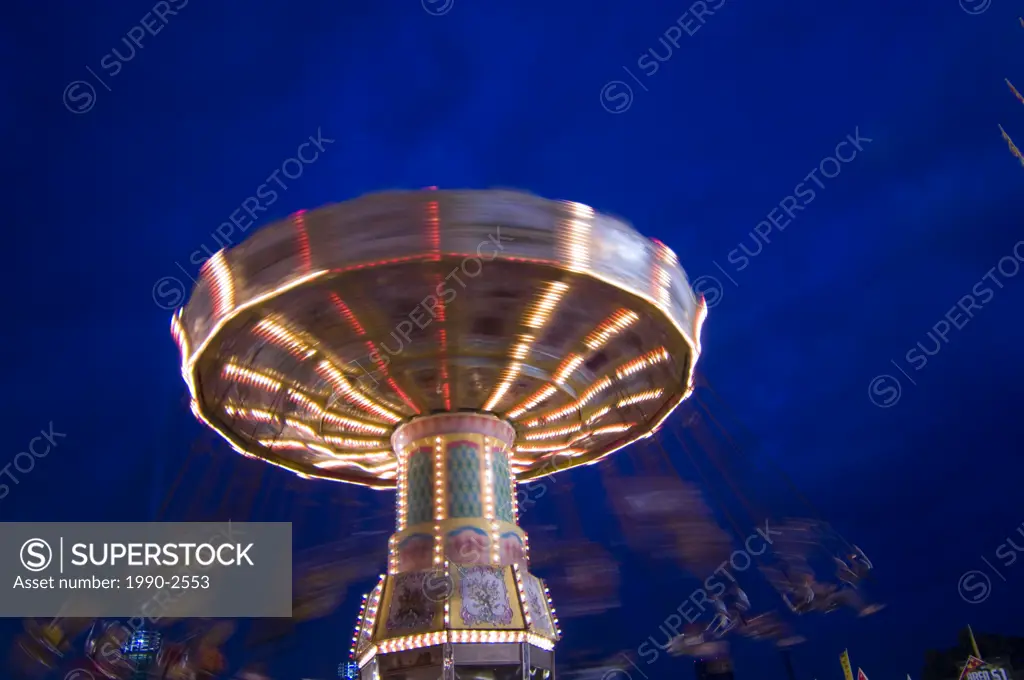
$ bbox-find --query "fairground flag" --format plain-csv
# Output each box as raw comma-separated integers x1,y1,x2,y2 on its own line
857,668,869,680
958,657,986,680
840,650,854,680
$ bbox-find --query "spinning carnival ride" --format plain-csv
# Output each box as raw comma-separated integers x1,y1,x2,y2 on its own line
169,189,707,680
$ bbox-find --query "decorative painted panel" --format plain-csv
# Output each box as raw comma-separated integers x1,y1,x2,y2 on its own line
446,441,482,518
498,532,525,566
492,451,514,523
406,447,433,526
385,571,437,632
523,573,555,637
444,526,490,565
363,565,552,646
397,533,433,572
459,566,514,626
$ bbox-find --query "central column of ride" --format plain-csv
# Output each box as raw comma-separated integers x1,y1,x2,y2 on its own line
352,413,559,680
391,413,524,572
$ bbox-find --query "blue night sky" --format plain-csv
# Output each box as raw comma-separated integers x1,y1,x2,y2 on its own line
6,0,1024,678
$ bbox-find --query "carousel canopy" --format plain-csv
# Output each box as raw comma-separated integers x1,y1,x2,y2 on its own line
172,190,705,488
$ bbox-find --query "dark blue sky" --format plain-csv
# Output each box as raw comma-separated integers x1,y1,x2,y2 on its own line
7,0,1024,678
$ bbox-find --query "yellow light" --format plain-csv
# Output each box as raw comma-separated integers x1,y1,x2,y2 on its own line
538,377,613,424
222,368,391,436
553,354,584,384
224,405,276,423
514,443,567,454
205,250,235,317
511,336,534,360
257,439,310,450
615,347,669,379
559,202,594,273
482,360,522,412
616,389,664,408
506,385,557,419
485,281,571,413
314,458,398,474
223,363,282,391
693,294,708,356
321,450,393,461
313,404,390,435
577,423,633,440
253,317,317,360
170,311,190,373
285,418,318,438
184,269,326,374
524,423,582,442
316,361,401,423
322,435,389,449
585,405,611,424
524,282,569,330
583,309,639,350
650,240,678,308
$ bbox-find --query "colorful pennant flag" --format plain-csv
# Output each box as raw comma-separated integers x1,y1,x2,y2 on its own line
840,650,854,680
958,656,987,680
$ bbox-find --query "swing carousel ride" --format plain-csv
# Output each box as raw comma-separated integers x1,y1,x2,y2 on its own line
10,190,884,680
167,188,706,680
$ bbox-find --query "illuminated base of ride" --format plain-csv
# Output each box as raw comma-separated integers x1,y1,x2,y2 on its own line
351,414,560,680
